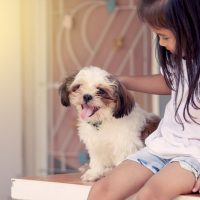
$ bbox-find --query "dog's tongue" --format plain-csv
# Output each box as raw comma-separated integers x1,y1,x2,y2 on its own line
80,104,93,120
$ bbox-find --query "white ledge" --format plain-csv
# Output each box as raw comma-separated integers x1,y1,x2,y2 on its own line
11,173,200,200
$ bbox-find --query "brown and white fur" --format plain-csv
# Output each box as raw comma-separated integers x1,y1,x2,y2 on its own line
59,66,160,181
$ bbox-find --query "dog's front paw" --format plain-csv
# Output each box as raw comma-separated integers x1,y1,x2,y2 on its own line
81,169,103,181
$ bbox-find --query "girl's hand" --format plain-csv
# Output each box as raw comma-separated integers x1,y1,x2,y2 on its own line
192,177,200,193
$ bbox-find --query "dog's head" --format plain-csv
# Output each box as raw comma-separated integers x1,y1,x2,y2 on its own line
59,66,134,121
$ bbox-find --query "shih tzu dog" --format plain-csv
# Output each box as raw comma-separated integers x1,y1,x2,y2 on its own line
59,66,160,181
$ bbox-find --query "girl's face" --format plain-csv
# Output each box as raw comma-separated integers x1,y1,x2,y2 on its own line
152,27,176,53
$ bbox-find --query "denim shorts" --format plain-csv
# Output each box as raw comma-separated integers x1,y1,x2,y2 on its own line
127,147,200,180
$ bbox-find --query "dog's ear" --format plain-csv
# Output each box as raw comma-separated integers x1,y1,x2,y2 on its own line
109,76,134,118
59,72,77,107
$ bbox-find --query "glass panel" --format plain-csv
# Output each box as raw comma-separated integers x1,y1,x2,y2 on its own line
47,0,152,174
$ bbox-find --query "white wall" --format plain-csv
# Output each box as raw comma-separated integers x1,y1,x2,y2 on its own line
0,1,22,199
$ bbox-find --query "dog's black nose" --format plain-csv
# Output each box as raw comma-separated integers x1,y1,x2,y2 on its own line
83,94,93,103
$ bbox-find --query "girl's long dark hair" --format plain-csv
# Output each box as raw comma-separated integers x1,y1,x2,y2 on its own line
137,0,200,126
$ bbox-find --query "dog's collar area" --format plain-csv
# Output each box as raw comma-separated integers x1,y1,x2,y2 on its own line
87,121,102,130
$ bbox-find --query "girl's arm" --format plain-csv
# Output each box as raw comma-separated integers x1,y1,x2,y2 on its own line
118,74,171,95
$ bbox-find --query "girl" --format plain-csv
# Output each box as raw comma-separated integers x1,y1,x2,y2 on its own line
87,0,200,200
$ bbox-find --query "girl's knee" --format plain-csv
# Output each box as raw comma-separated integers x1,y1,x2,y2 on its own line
88,179,113,200
136,186,159,200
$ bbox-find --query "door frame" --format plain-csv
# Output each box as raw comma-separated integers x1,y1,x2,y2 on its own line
21,0,48,175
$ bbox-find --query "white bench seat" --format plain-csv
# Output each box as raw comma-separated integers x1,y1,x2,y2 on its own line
11,173,200,200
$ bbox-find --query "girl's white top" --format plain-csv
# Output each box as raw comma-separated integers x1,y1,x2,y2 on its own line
146,60,200,162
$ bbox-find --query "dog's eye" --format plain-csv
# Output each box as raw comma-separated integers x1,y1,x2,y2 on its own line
97,88,106,95
71,84,80,92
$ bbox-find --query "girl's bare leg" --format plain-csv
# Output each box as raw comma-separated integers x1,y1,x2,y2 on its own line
136,162,196,200
87,160,154,200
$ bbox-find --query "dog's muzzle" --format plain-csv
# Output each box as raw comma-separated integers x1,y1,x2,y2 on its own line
81,95,100,120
